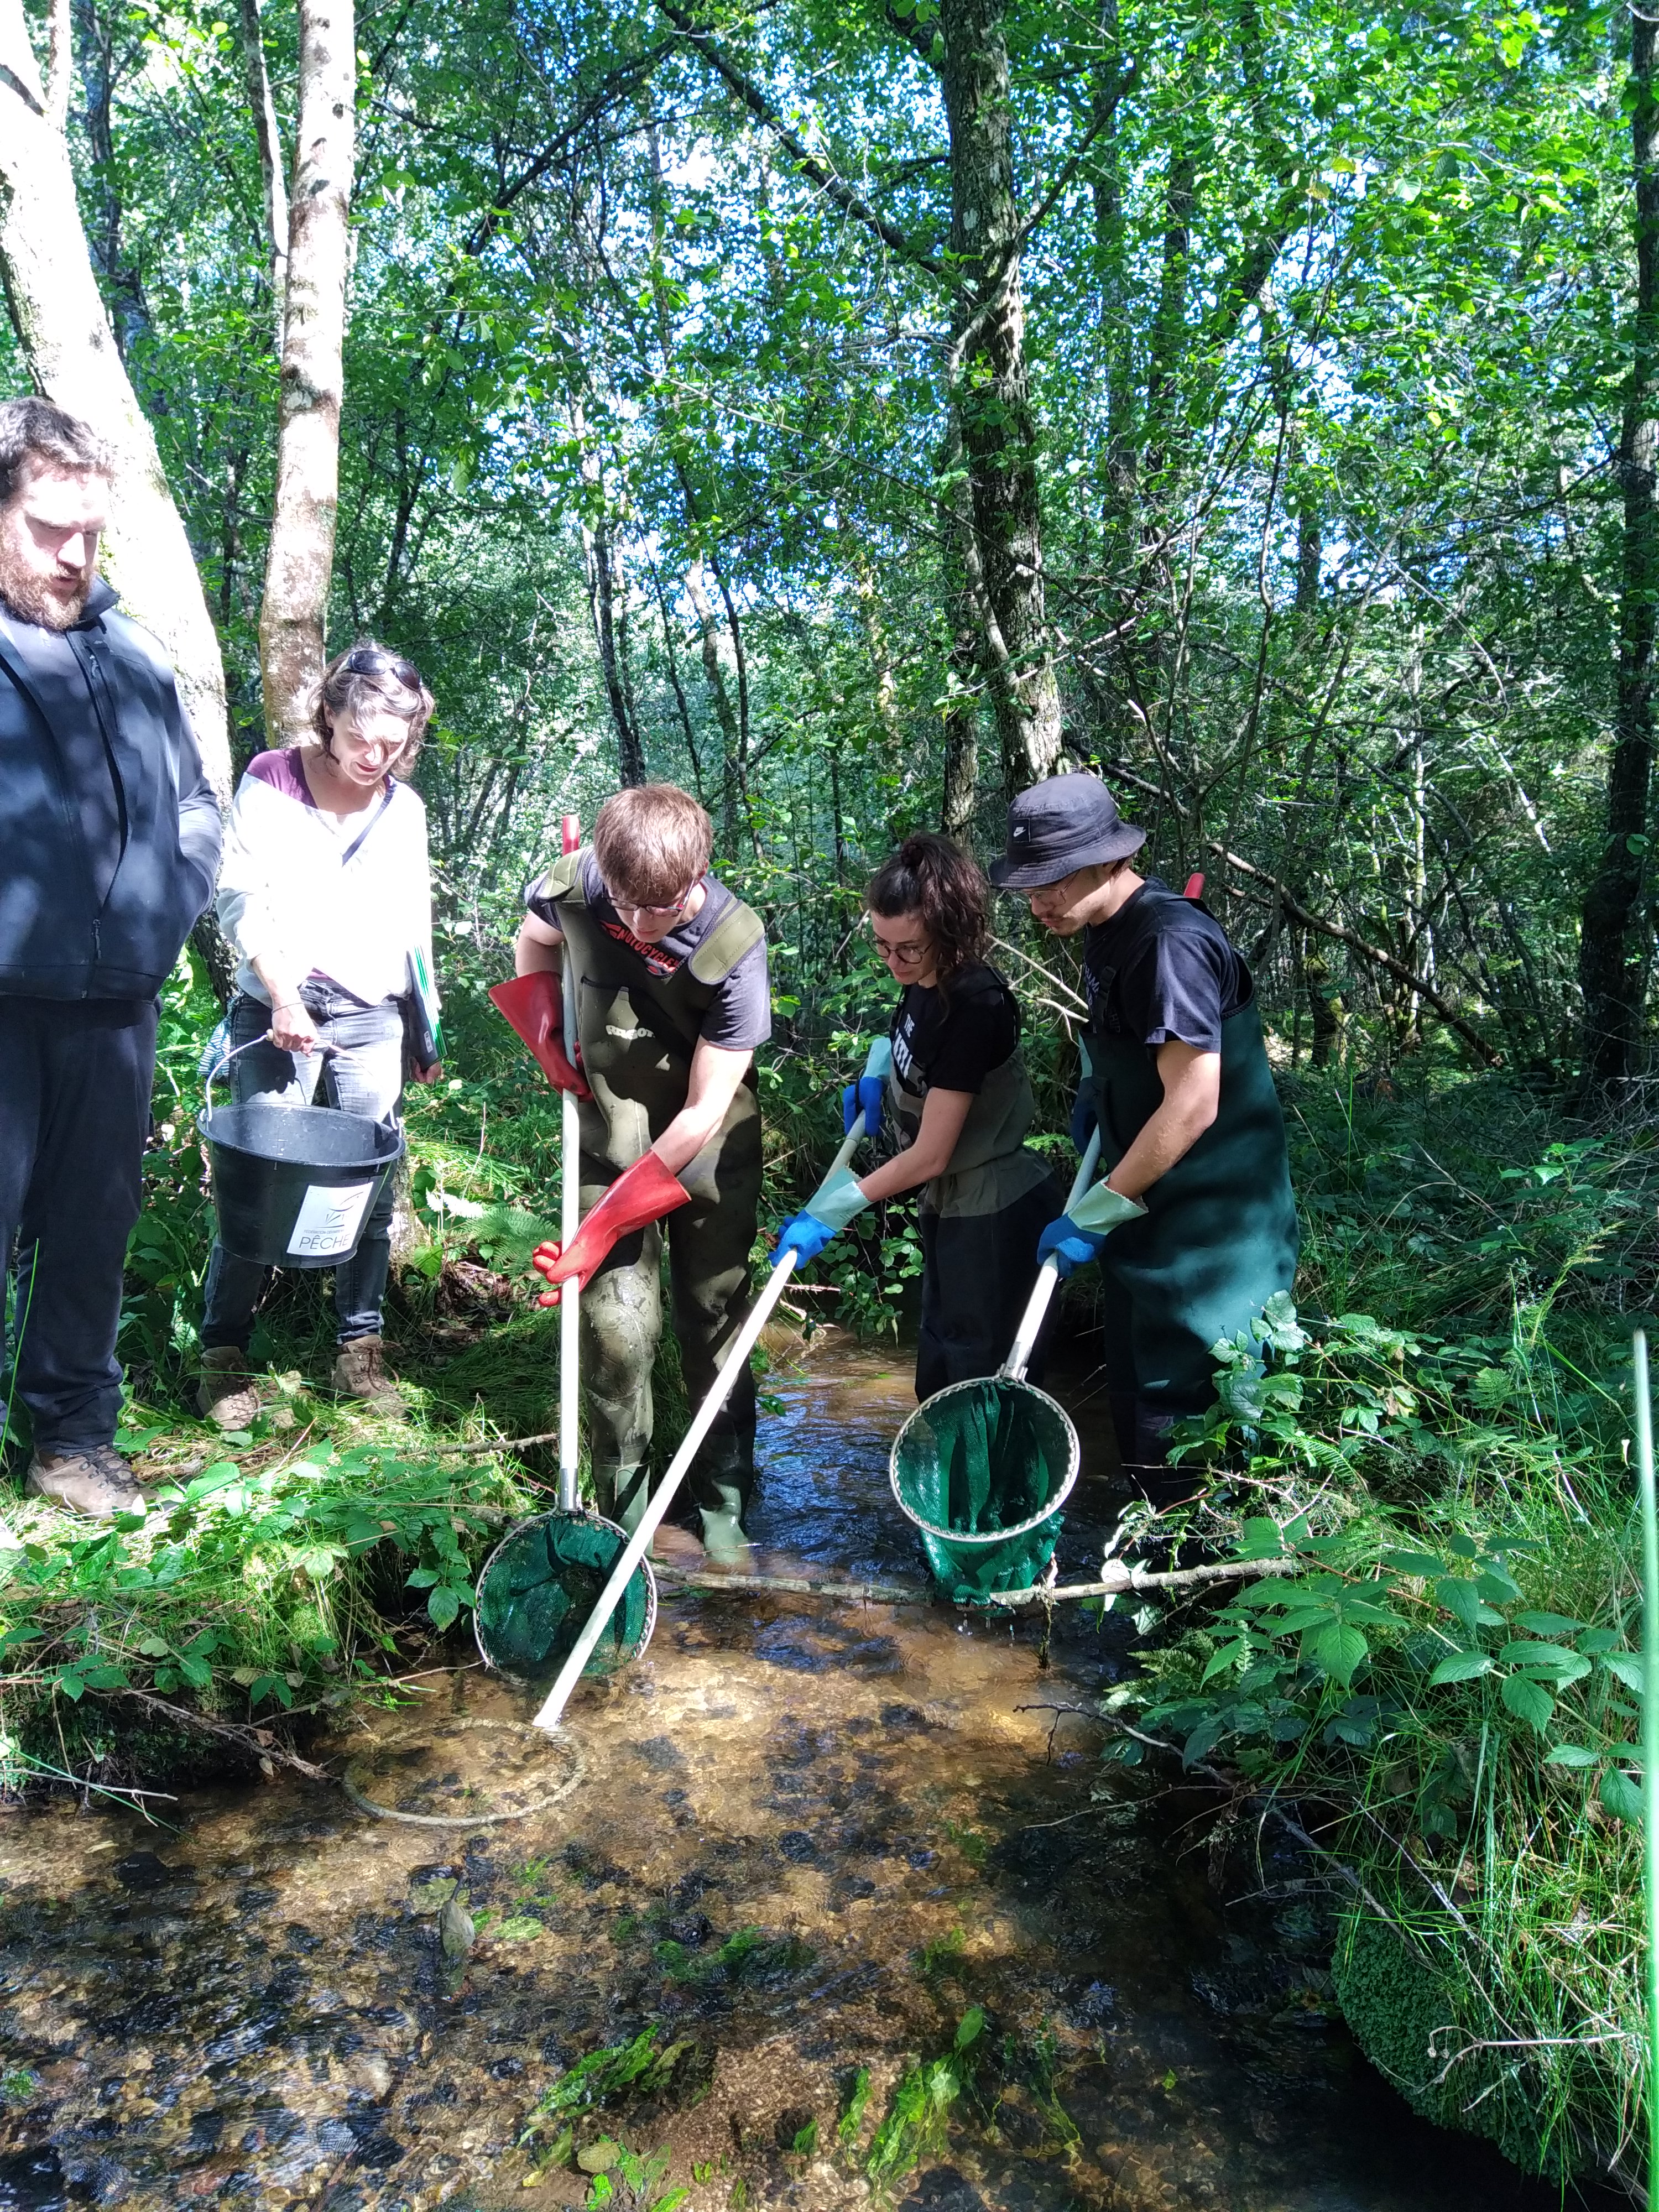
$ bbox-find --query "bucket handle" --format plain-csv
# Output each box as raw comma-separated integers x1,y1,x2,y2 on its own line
204,1027,349,1117
999,1129,1103,1383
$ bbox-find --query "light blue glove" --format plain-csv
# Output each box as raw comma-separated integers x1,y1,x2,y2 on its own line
770,1161,873,1271
843,1036,893,1140
772,1211,839,1269
1037,1178,1147,1278
803,1161,870,1229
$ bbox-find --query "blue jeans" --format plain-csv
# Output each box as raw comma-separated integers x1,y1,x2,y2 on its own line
201,984,404,1352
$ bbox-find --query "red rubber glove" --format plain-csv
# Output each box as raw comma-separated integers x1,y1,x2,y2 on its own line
488,972,591,1097
531,1151,691,1303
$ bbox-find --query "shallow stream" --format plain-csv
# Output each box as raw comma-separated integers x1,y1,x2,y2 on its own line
0,1345,1606,2211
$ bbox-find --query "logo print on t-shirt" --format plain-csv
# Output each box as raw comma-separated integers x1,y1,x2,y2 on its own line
600,916,683,980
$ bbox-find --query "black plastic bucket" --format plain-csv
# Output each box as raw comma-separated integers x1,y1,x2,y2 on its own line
201,1096,403,1269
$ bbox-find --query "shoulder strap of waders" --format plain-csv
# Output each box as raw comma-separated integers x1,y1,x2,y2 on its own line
688,893,763,987
542,846,589,906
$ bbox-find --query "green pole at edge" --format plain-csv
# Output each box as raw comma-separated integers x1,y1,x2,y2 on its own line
1632,1328,1659,2199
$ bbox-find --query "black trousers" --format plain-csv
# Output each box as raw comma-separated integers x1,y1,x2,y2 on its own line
915,1176,1063,1403
0,994,158,1454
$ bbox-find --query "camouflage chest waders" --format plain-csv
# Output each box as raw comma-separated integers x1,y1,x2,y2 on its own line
1083,1001,1298,1488
888,1045,1063,1401
542,853,765,1545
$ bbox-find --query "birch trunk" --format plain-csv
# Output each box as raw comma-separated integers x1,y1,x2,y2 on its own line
259,0,355,749
0,0,232,797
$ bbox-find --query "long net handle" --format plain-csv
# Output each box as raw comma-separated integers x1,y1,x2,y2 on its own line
558,954,582,1512
558,812,582,1514
531,1112,868,1734
999,1128,1103,1382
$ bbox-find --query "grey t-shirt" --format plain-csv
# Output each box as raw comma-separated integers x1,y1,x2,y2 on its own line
525,851,771,1052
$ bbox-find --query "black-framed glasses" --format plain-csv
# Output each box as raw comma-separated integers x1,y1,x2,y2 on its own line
605,880,696,920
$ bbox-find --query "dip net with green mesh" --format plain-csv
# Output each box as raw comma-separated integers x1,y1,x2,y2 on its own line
889,1376,1078,1605
474,1512,656,1683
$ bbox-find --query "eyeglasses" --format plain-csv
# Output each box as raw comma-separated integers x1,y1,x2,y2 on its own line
608,884,696,920
873,933,932,964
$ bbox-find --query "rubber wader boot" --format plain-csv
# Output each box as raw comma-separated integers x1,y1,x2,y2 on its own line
596,1463,651,1538
698,1490,752,1565
197,1346,261,1431
333,1335,408,1418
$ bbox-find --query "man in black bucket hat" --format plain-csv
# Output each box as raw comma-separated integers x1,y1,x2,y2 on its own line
992,770,1297,1501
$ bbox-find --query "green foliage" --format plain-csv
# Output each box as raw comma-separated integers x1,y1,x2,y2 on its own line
0,1441,526,1726
1100,1066,1656,2180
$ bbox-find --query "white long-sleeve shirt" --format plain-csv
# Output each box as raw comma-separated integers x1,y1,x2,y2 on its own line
216,747,436,1008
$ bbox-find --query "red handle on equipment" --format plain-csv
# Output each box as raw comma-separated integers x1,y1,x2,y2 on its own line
1183,873,1205,900
562,813,581,855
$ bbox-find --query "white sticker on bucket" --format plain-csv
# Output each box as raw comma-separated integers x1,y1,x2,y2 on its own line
288,1180,376,1259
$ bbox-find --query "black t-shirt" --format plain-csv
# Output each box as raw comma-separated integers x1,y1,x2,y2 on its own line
1083,878,1252,1053
524,852,771,1052
890,962,1019,1099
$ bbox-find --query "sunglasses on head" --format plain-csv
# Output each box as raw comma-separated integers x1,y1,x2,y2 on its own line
341,645,423,690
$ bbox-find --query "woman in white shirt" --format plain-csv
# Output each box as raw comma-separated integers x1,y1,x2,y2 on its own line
197,643,440,1426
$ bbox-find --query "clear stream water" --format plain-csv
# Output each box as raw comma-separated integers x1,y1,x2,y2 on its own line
0,1343,1619,2212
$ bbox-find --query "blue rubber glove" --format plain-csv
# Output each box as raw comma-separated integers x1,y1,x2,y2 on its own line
1036,1215,1109,1279
771,1211,840,1270
1070,1034,1097,1154
1069,1088,1097,1154
1037,1176,1148,1277
844,1080,885,1139
843,1036,893,1140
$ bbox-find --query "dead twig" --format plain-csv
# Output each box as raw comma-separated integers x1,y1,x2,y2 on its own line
114,1688,331,1781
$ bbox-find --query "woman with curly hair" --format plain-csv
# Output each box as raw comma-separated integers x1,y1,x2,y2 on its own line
771,832,1062,1397
195,642,441,1427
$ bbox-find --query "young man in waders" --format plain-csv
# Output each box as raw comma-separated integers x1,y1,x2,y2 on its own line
992,771,1298,1503
513,785,769,1562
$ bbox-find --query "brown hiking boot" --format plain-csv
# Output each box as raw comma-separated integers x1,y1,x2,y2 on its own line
26,1444,144,1520
197,1347,262,1431
332,1334,407,1417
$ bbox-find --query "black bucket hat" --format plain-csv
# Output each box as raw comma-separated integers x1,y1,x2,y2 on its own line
989,771,1146,889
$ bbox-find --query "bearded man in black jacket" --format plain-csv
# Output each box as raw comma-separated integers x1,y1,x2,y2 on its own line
0,398,222,1519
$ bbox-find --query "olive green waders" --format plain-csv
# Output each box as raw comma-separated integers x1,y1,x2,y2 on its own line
1084,1004,1298,1493
886,1048,1061,1401
540,853,765,1551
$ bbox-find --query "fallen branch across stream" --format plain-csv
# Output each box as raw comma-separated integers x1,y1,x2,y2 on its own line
653,1566,929,1604
984,1554,1303,1606
653,1553,1301,1607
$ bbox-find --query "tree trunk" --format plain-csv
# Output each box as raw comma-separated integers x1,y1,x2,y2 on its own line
259,0,354,750
1091,0,1135,529
576,418,645,784
1579,0,1659,1093
1144,139,1196,488
938,0,1062,795
237,0,289,346
938,427,982,837
0,0,232,798
684,556,744,846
